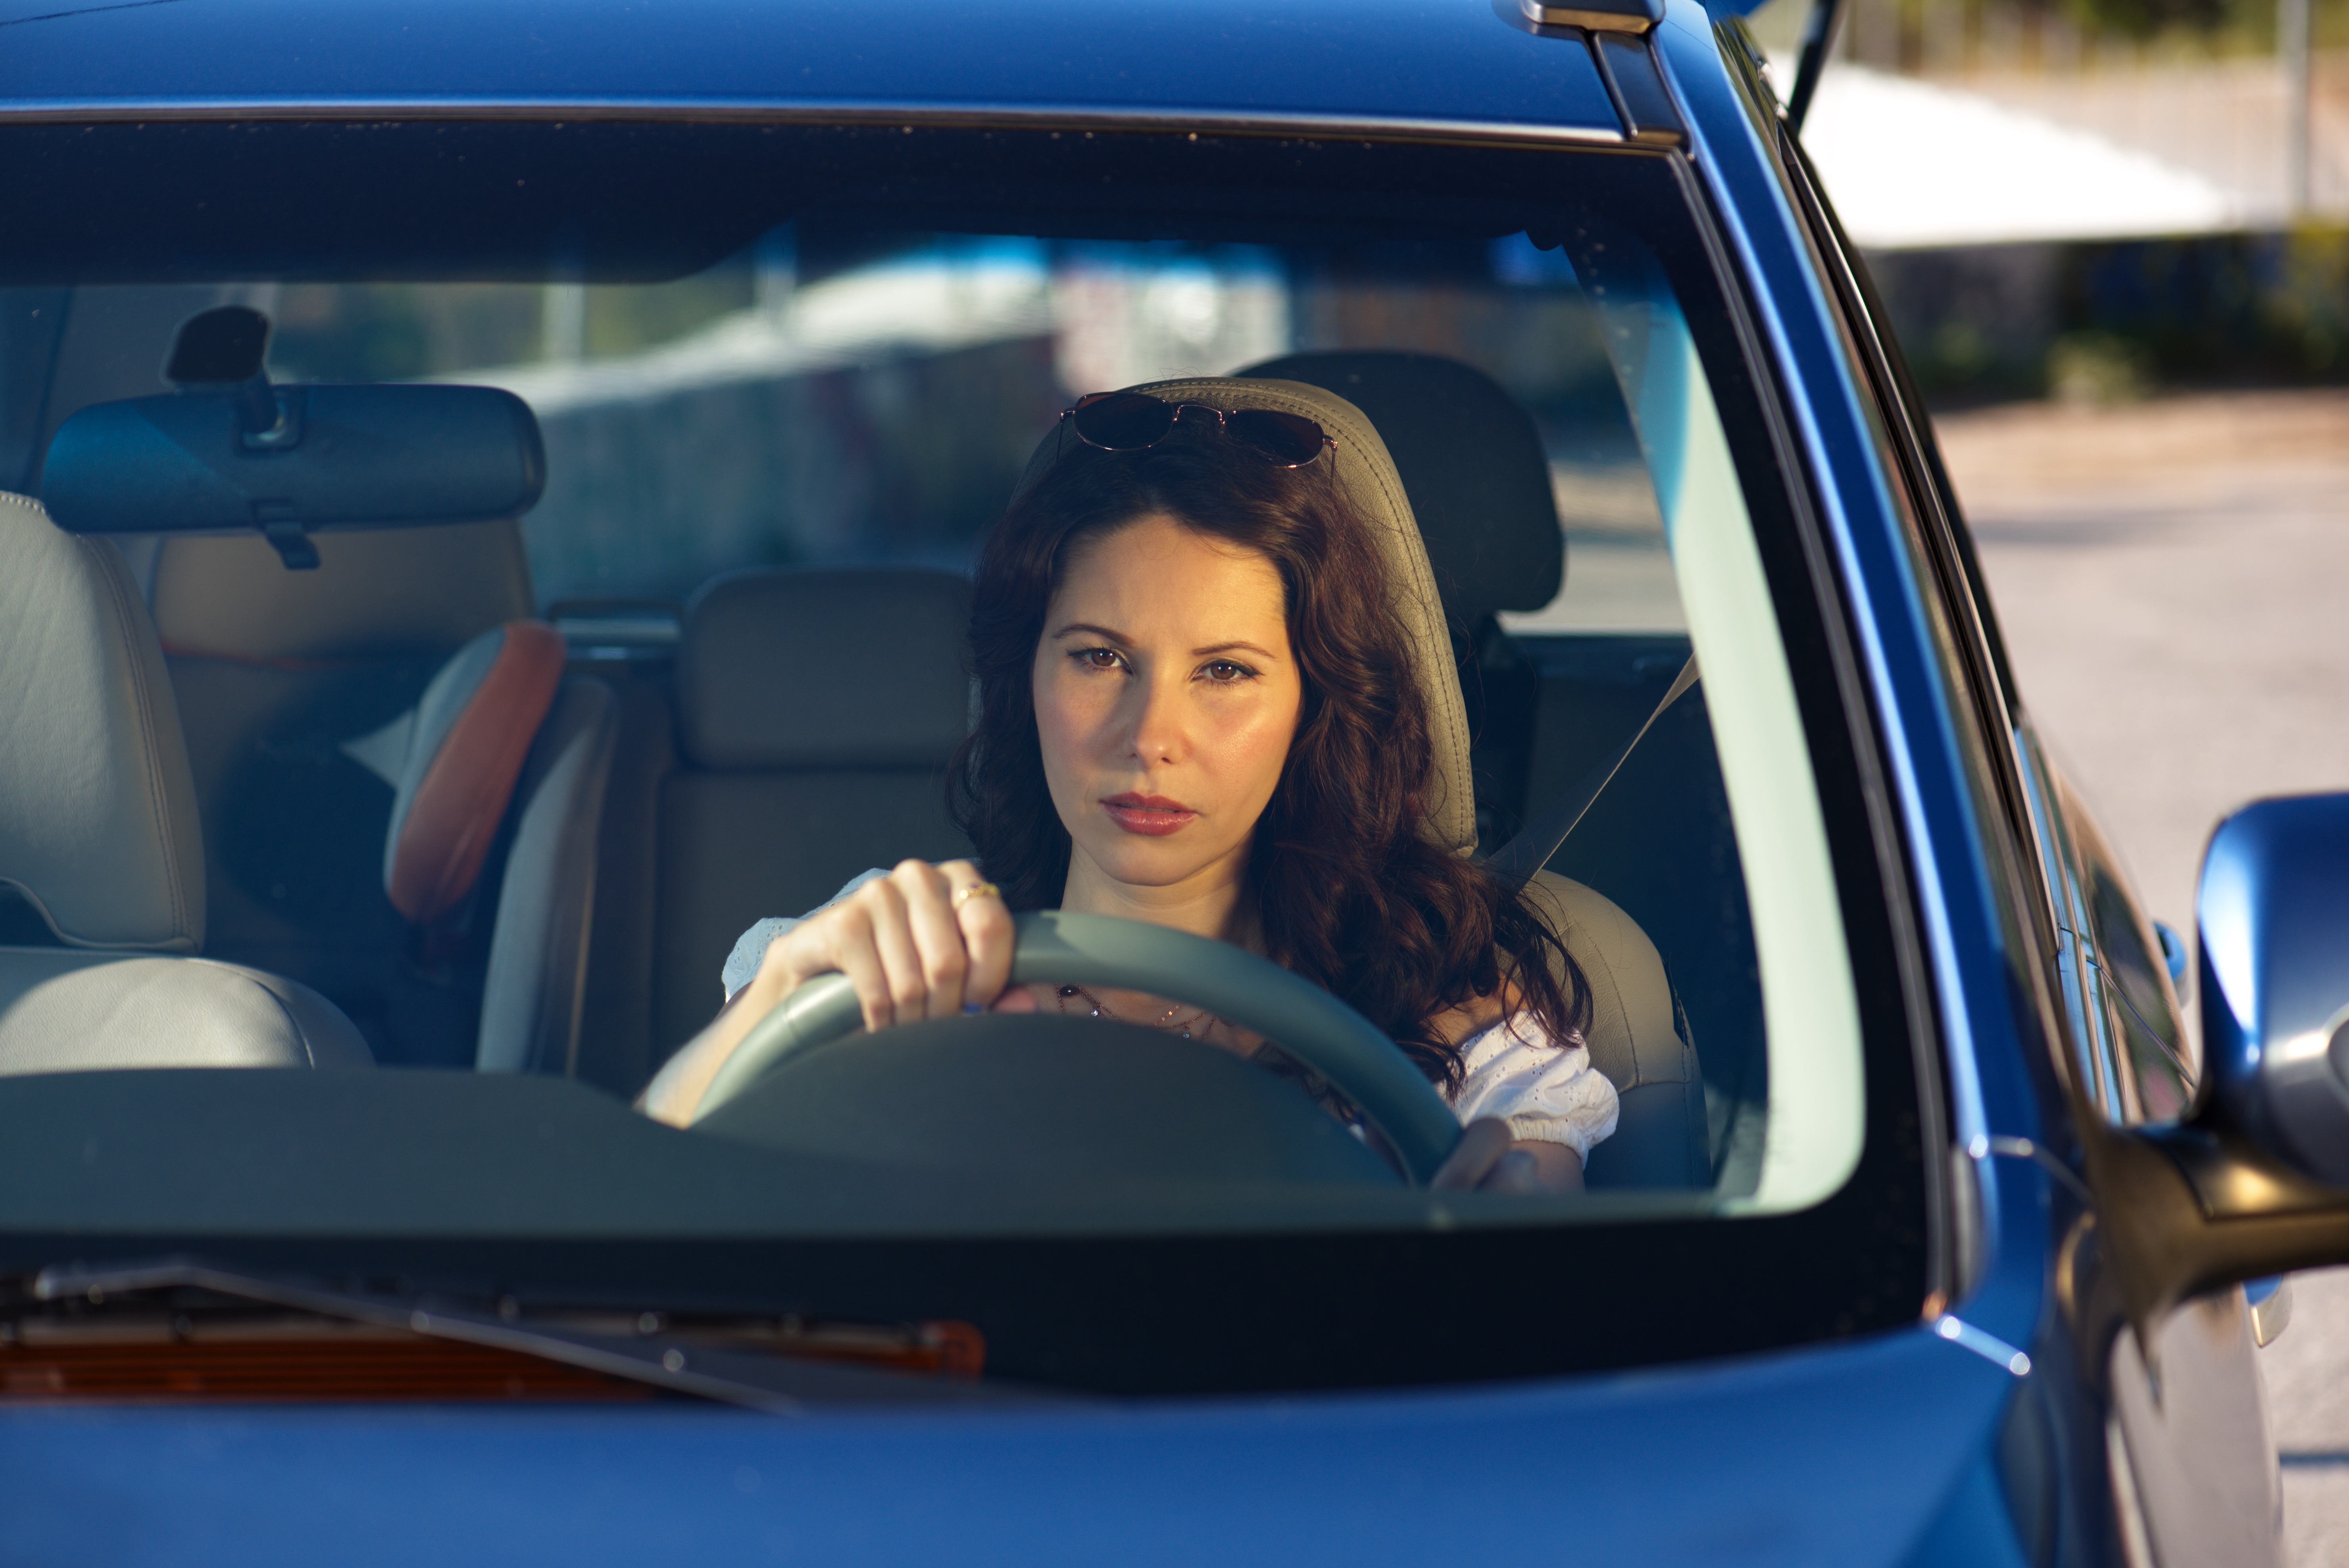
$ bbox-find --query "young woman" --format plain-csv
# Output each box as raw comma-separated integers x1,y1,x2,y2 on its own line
642,390,1617,1191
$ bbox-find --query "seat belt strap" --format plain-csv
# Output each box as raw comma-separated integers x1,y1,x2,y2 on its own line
1485,655,1699,883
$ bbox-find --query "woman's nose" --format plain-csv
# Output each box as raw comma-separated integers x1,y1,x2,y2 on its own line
1121,667,1184,764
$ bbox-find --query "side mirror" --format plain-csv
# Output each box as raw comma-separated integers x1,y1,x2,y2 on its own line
2195,792,2349,1184
2095,792,2349,1337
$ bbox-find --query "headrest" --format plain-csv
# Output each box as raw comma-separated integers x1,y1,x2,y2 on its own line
677,567,975,771
1011,378,1476,855
368,621,568,923
0,493,205,949
1237,352,1563,624
153,518,535,661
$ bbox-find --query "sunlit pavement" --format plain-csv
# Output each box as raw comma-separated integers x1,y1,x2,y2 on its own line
1938,387,2349,1564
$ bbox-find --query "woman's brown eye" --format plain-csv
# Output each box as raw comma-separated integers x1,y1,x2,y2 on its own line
1080,648,1121,669
1204,661,1249,682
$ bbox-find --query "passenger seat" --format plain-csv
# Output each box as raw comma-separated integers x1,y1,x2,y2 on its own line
0,493,371,1074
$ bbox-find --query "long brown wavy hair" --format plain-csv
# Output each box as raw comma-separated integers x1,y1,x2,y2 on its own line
947,419,1589,1090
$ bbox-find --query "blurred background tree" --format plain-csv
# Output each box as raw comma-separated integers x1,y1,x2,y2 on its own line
1746,0,2349,402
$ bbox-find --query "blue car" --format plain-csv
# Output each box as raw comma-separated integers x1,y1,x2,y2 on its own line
0,1,2338,1562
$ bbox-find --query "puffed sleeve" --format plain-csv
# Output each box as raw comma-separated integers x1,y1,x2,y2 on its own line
719,868,890,1001
1447,1011,1620,1161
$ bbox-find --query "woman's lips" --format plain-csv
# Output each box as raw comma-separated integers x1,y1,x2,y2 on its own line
1101,793,1198,836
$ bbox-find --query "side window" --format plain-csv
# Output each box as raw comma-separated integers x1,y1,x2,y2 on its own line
2059,779,2195,1122
1776,138,2191,1126
1764,140,2209,1130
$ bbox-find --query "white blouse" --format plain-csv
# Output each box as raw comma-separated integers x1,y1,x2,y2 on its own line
1448,1012,1619,1161
721,871,1620,1160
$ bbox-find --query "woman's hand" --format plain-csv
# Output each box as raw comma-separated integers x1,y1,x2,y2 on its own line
639,859,1020,1126
1430,1117,1585,1193
759,859,1018,1032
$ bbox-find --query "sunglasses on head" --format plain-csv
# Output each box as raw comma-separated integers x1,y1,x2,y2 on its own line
1062,391,1335,469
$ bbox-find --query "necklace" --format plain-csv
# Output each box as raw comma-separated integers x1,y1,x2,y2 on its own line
1055,984,1214,1040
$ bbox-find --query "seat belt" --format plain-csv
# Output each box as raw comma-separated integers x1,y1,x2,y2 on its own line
1484,655,1699,883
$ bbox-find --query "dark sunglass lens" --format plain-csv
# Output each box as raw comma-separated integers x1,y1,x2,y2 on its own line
1226,409,1328,466
1071,392,1179,450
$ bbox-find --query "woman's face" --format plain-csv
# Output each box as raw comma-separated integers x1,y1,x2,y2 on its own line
1033,512,1302,897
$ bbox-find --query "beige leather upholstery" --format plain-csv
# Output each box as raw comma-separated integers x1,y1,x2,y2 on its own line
0,492,204,950
1237,351,1564,623
1524,871,1709,1187
1011,379,1479,855
152,517,533,660
0,950,371,1072
157,519,534,1069
1521,873,1677,1090
0,489,374,1077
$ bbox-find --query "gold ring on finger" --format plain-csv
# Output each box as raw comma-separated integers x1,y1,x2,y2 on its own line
951,881,1002,912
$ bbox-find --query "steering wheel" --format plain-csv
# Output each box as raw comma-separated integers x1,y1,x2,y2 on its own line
690,910,1463,1186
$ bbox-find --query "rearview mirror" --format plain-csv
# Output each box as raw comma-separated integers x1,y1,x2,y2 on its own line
41,305,544,574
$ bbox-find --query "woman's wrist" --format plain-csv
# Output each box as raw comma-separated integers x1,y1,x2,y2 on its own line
737,962,794,1017
641,963,796,1125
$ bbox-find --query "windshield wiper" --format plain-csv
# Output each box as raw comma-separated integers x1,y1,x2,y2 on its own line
12,1256,1070,1412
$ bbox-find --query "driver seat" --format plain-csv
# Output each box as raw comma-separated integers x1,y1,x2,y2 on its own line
1074,377,1706,1188
0,493,372,1074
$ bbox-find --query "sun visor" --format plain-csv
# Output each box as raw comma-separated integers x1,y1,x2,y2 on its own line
40,384,546,562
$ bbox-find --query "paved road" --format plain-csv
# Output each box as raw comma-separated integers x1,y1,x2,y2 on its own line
1937,388,2349,1564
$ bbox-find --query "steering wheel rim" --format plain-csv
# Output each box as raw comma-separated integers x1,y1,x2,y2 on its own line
690,910,1462,1186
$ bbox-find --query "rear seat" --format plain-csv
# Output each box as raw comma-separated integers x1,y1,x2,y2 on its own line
153,520,619,1072
357,620,617,1076
148,527,973,1091
642,566,975,1070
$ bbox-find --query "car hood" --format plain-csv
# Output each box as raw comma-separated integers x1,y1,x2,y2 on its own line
4,1320,2021,1566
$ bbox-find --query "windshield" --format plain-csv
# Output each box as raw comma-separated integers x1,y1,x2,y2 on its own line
0,124,1924,1395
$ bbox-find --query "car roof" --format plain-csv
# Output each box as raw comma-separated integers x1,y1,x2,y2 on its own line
0,0,1630,145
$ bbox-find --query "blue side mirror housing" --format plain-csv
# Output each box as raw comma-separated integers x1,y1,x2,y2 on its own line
2082,792,2349,1345
2195,792,2349,1187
